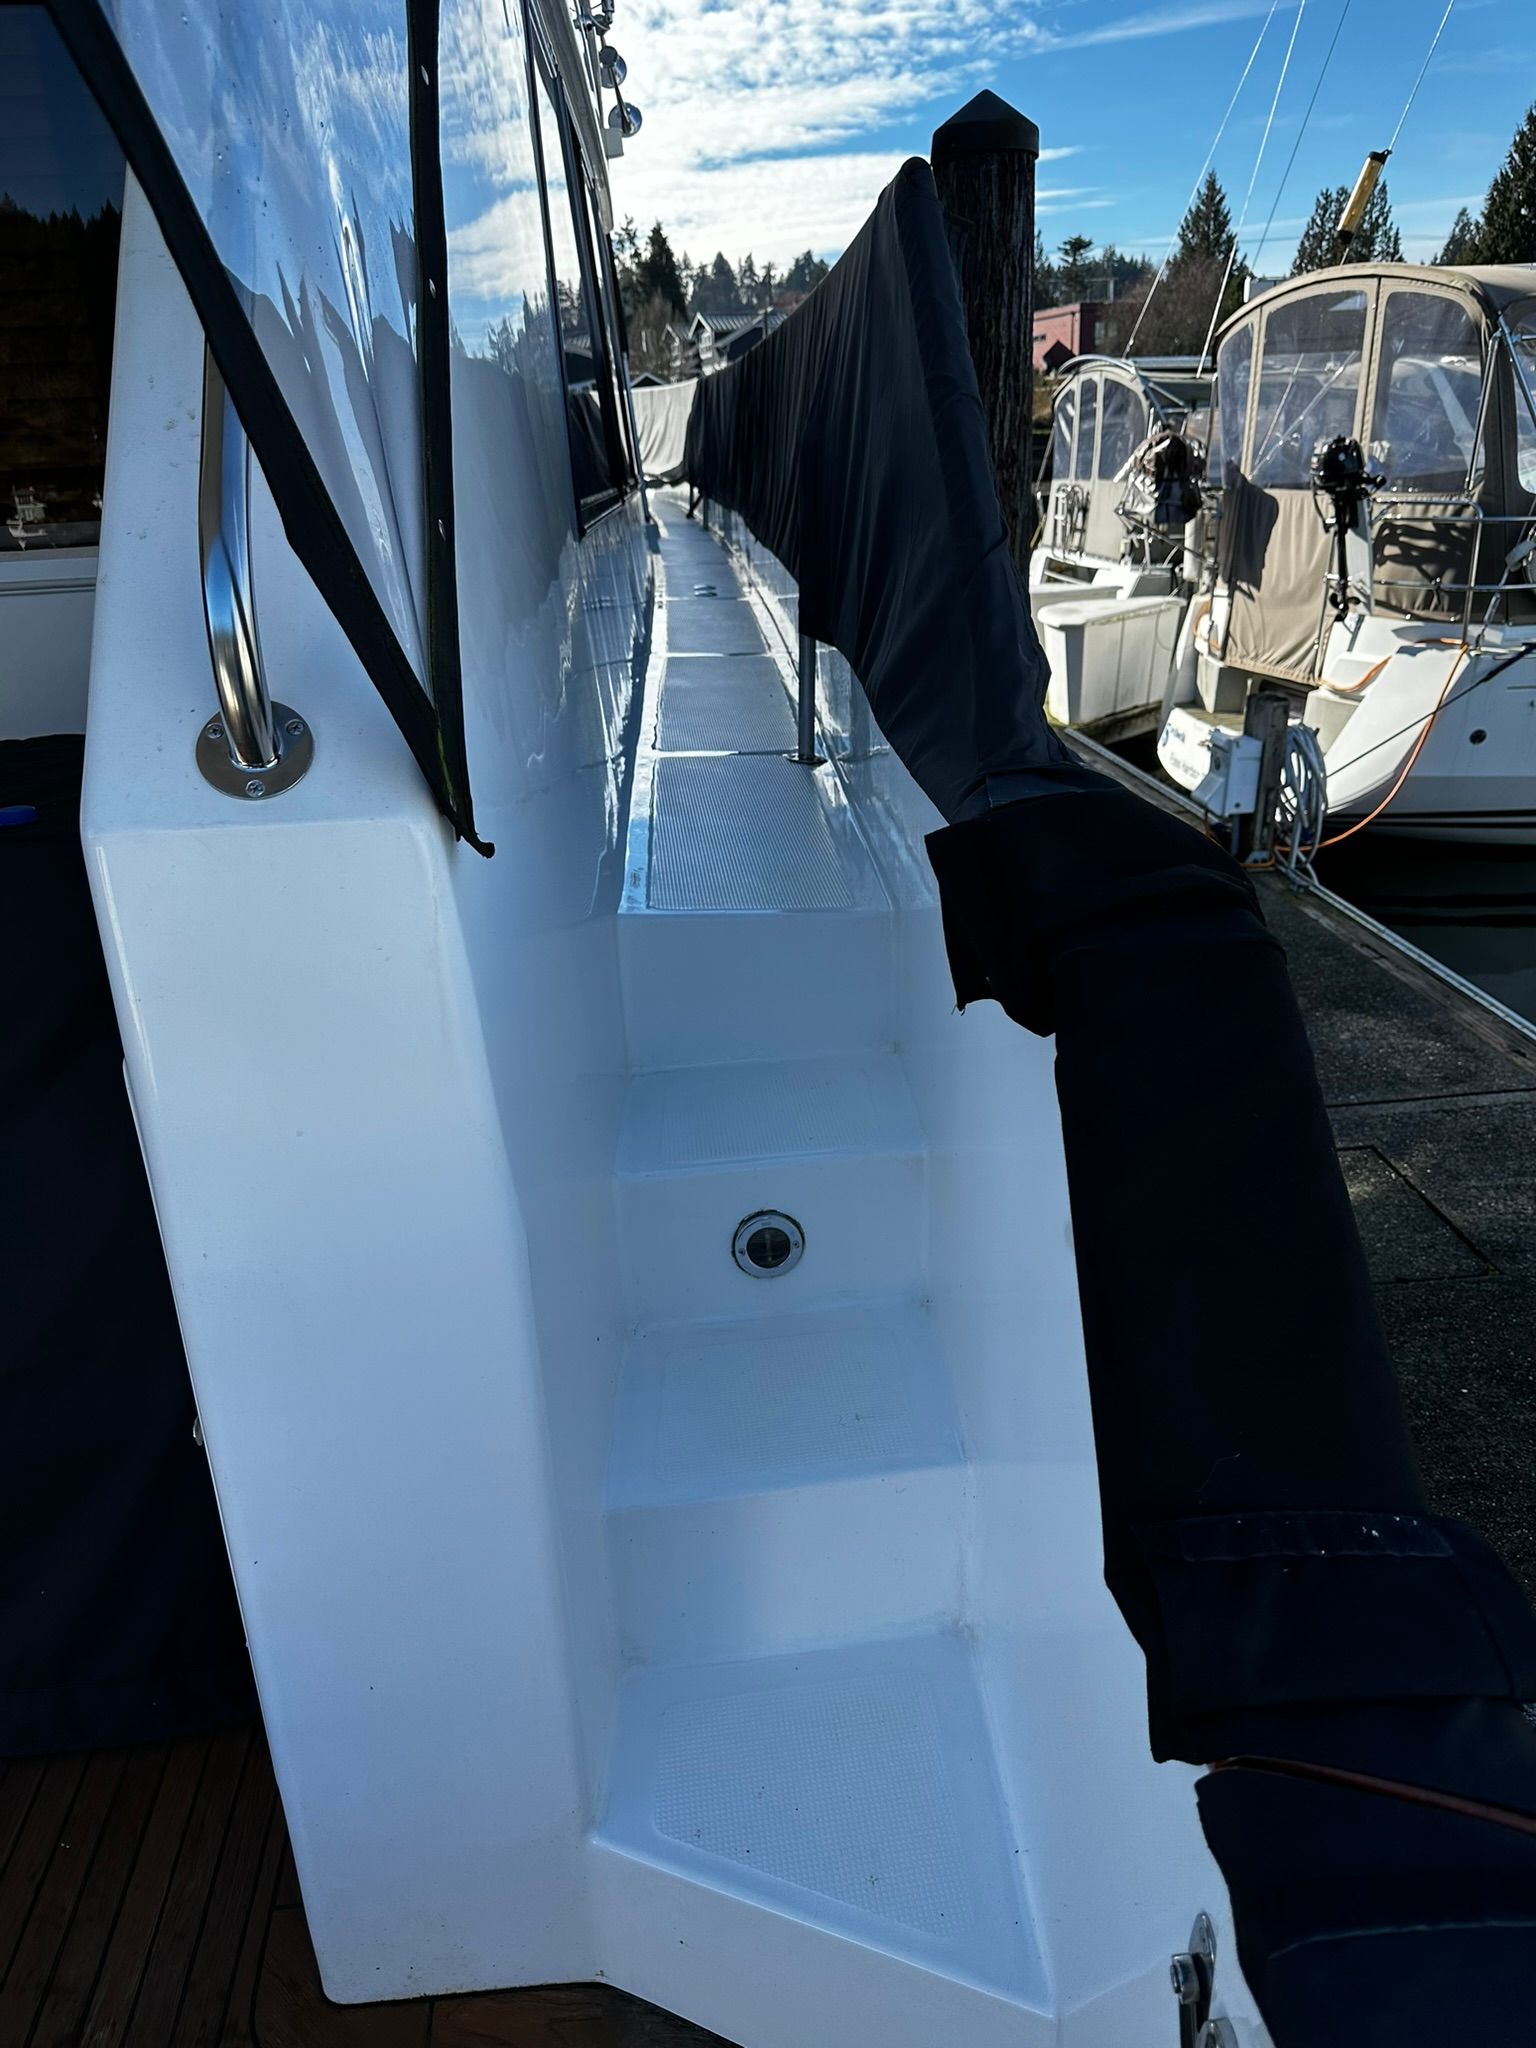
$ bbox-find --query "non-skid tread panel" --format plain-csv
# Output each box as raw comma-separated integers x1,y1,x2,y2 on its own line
663,598,766,657
657,655,795,754
646,756,856,912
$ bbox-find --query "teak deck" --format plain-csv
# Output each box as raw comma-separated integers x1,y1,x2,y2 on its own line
0,1729,724,2048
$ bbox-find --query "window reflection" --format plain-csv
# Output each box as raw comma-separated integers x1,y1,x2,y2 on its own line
1251,289,1367,489
1510,305,1536,495
531,57,624,524
1370,291,1483,491
1097,380,1145,481
1215,324,1252,484
0,7,124,552
1073,377,1097,483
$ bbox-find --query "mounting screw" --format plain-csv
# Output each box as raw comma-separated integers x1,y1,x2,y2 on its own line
285,718,303,737
245,779,267,798
207,723,224,741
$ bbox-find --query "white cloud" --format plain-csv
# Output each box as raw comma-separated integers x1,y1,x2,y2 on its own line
605,0,1089,266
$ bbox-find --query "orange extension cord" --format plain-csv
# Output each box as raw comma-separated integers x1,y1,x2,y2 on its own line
1316,638,1469,850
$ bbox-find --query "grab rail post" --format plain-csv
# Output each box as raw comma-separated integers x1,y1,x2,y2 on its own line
795,631,822,766
931,92,1040,580
195,345,313,800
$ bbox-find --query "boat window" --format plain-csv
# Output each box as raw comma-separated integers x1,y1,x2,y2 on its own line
1051,383,1077,479
1369,291,1484,491
1215,324,1252,483
1250,288,1368,489
1073,376,1098,481
579,176,639,489
1511,303,1536,494
531,57,629,525
0,8,124,553
1097,380,1146,481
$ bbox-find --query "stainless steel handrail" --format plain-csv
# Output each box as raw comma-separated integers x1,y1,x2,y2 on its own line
195,345,312,799
795,631,822,766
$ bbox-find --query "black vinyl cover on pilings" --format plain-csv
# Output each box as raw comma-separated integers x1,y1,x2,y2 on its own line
684,157,1077,826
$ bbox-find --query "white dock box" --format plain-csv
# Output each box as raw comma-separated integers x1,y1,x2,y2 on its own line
1039,594,1184,728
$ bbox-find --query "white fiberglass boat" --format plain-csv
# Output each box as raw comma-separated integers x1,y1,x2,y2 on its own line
1160,265,1536,843
0,6,1264,2044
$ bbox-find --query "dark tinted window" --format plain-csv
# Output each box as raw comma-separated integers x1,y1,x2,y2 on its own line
531,58,628,525
0,7,124,551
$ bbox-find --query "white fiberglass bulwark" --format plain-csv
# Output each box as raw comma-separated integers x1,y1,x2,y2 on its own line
77,13,1262,2045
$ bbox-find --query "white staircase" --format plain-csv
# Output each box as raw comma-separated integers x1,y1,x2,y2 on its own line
595,506,1053,2043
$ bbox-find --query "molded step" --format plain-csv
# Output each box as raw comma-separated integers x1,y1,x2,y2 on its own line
607,1305,966,1660
596,1635,1042,2006
614,1056,926,1322
610,1304,960,1507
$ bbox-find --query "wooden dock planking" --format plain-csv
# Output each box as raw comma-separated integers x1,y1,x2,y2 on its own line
0,1730,731,2048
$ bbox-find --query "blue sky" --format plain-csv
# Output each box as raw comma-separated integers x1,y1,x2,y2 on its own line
609,0,1536,274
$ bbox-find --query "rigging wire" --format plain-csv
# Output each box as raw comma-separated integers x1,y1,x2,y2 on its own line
1249,0,1353,274
1197,0,1309,375
1387,0,1456,154
1123,0,1283,357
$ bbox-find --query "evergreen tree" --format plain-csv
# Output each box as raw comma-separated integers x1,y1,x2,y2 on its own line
1472,102,1536,263
759,260,778,305
1056,233,1093,300
1291,176,1402,272
692,250,742,315
736,253,759,306
1435,205,1480,265
1123,172,1244,354
1178,170,1236,261
783,249,830,294
636,220,686,314
1291,185,1345,274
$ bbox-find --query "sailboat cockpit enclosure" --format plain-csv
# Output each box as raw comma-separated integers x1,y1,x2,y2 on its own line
1039,355,1210,577
1213,265,1536,688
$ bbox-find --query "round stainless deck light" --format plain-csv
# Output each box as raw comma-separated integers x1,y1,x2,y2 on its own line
733,1211,805,1277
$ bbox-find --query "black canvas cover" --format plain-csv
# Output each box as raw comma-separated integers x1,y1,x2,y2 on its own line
685,157,1078,826
0,739,254,1753
689,155,1536,2041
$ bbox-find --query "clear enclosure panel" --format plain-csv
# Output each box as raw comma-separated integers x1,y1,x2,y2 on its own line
1051,382,1076,479
1072,376,1098,483
0,7,124,551
1511,301,1536,495
1369,291,1484,491
95,0,428,678
1097,380,1146,482
1215,324,1252,485
1250,287,1368,489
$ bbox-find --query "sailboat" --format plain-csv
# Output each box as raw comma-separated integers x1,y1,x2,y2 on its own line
1159,261,1536,842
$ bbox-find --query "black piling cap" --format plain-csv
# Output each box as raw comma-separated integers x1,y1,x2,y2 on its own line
931,90,1040,163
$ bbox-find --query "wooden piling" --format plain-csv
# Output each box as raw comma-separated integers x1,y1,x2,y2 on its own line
931,91,1040,579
